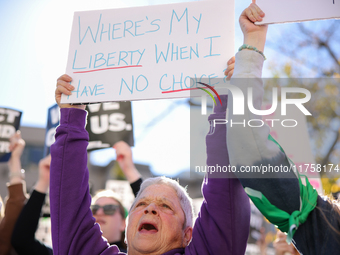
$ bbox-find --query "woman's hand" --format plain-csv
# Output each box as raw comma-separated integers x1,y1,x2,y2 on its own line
9,131,25,160
55,74,86,110
239,1,268,52
224,56,235,80
113,141,141,183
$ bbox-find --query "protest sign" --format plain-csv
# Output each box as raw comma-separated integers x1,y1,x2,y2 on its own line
0,107,22,162
44,102,133,154
256,0,340,25
105,179,135,211
36,218,52,248
44,104,60,157
86,102,134,151
61,0,234,104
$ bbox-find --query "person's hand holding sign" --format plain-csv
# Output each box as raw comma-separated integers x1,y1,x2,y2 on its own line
224,56,235,80
239,0,268,52
225,1,267,81
55,74,86,110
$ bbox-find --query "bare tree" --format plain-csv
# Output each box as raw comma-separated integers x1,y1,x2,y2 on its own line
266,20,340,181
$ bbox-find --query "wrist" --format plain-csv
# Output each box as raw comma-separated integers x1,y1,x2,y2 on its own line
8,169,25,185
8,156,21,166
9,169,25,179
239,44,266,60
35,180,49,193
60,104,86,110
243,34,266,52
123,166,142,183
9,154,21,160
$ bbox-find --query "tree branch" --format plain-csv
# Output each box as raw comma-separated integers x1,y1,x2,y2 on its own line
320,128,340,166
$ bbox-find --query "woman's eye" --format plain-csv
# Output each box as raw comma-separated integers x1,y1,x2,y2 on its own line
162,204,171,209
136,202,146,207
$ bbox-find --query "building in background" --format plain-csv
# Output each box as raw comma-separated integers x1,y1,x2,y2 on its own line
0,126,204,204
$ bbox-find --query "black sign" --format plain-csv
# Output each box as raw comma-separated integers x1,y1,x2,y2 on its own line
86,102,134,151
44,102,134,155
0,107,22,162
43,104,60,157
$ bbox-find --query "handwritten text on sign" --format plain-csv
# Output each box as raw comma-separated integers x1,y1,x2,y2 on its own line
43,103,134,154
86,102,134,151
256,0,340,25
61,0,234,104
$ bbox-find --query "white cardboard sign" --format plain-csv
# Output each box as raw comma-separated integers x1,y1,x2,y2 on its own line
61,0,234,104
105,179,135,211
256,0,340,25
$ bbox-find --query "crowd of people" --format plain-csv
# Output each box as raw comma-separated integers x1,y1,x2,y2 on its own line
0,1,339,254
0,133,144,255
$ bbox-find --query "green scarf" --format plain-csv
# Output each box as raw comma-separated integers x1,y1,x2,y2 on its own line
245,135,318,243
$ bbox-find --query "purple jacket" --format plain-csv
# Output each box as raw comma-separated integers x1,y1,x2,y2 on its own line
50,100,250,255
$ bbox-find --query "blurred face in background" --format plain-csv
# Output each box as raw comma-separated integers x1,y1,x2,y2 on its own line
92,197,126,243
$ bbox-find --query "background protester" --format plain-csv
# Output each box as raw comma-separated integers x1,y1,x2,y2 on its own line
91,141,143,252
11,155,53,255
0,131,27,255
91,190,127,252
273,231,299,255
113,141,143,197
227,1,340,254
11,140,143,254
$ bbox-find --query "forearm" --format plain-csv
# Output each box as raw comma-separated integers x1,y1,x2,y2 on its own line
11,190,48,252
243,30,267,52
186,95,250,255
34,180,49,194
205,95,250,255
50,108,117,254
228,50,300,213
0,183,26,254
123,166,142,184
8,156,23,185
228,51,280,167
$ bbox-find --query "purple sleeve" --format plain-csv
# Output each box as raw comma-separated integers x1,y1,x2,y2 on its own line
185,95,250,255
50,108,120,255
